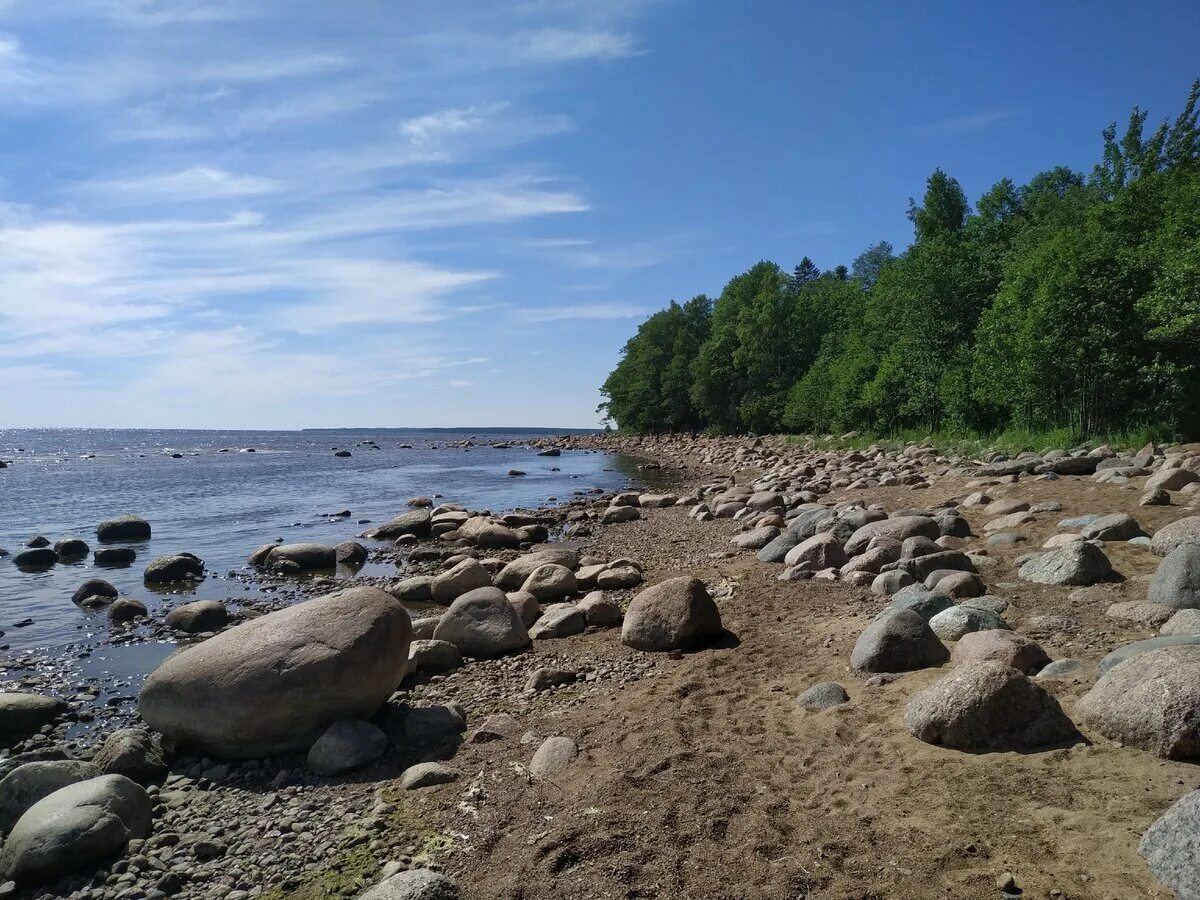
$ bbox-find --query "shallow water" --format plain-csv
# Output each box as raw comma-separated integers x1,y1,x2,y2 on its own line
0,427,644,657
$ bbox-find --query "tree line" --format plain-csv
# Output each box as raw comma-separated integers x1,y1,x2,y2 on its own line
599,81,1200,440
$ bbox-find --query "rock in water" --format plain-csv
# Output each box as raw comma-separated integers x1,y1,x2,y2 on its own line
261,543,336,572
621,577,723,652
1139,789,1200,900
850,609,949,673
362,510,432,540
1017,542,1112,586
433,586,531,656
0,693,67,747
96,515,151,542
1077,646,1200,760
143,553,204,584
904,661,1077,751
360,868,460,900
165,599,230,633
139,586,411,758
1148,544,1200,610
0,775,152,883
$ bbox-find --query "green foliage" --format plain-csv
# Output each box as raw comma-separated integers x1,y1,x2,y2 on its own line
600,80,1200,441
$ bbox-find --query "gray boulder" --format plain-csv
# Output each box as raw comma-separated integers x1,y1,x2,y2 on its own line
850,609,949,673
0,761,101,834
520,564,578,602
1148,544,1200,610
108,597,148,625
928,605,1009,641
1097,635,1200,676
305,719,388,775
1017,542,1112,586
577,591,622,627
0,694,67,747
143,553,204,584
360,868,460,900
904,661,1077,751
390,576,435,603
756,530,801,564
527,603,585,640
263,543,336,571
71,578,118,605
494,549,579,591
406,639,463,675
529,736,578,778
0,775,152,883
1081,513,1142,541
732,526,781,550
400,762,456,790
92,728,167,784
362,510,431,540
1078,646,1200,759
950,629,1050,675
335,540,368,566
1162,609,1200,636
139,586,411,758
431,559,493,605
845,516,942,556
96,516,151,542
433,587,531,656
165,600,229,633
783,532,848,570
796,682,849,711
621,577,723,652
1139,789,1200,900
1152,516,1200,556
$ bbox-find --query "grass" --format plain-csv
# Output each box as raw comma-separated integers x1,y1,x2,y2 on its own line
786,424,1179,459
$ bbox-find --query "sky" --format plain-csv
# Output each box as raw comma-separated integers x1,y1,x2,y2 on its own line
1,1,1198,429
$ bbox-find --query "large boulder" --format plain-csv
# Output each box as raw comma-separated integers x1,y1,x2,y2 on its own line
850,609,949,673
165,599,230,633
0,693,67,747
732,526,781,550
1081,513,1142,541
1152,516,1200,556
783,532,848,570
844,516,941,557
305,719,388,775
456,517,521,549
96,516,151,542
139,586,411,758
362,510,431,540
0,775,152,883
904,661,1077,751
13,547,57,568
1145,468,1200,493
1017,542,1112,586
529,736,578,779
433,586,531,657
1148,544,1200,610
950,629,1050,675
71,578,118,606
927,605,1008,641
263,543,336,571
756,530,802,564
528,603,585,640
1096,635,1200,676
91,728,167,785
143,553,204,584
494,549,579,591
431,559,493,605
521,564,578,602
0,761,101,834
1077,645,1200,759
1139,789,1200,900
621,577,723,652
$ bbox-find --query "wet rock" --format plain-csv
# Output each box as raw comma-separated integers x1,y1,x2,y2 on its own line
93,547,136,567
13,547,57,568
165,599,230,633
96,516,151,542
71,578,117,605
363,510,432,540
335,540,368,566
262,543,336,572
143,553,204,584
52,538,89,559
108,597,148,624
0,694,66,747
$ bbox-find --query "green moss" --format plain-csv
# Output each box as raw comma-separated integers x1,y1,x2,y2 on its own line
258,796,456,900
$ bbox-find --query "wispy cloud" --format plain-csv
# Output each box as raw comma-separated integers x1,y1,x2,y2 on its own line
84,165,279,201
917,109,1021,137
517,28,640,62
515,302,647,322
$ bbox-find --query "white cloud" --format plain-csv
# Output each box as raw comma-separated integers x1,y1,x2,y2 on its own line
86,165,279,201
517,28,639,62
515,302,647,322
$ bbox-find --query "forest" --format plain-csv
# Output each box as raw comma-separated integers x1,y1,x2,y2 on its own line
599,82,1200,442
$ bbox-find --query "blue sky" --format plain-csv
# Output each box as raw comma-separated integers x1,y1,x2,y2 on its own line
1,0,1197,429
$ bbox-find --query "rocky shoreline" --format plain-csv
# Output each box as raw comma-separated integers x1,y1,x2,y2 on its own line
4,434,1200,898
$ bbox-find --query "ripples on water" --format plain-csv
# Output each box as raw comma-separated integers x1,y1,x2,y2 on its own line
0,427,645,657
